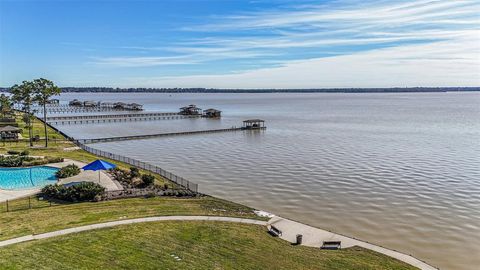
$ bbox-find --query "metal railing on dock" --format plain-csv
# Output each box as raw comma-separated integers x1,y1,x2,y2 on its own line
47,112,200,125
32,115,199,193
78,127,252,144
77,142,199,193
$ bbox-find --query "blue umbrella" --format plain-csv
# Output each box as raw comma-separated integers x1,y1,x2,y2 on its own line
82,159,116,183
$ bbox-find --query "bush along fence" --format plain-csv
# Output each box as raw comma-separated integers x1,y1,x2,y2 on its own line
76,142,199,193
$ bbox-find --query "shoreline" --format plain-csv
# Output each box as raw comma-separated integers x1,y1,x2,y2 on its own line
2,111,439,269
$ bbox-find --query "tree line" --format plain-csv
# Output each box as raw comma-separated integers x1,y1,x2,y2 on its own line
2,86,479,93
2,79,60,147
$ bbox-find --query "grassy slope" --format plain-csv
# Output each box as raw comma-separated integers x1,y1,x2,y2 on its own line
0,221,416,270
0,197,262,241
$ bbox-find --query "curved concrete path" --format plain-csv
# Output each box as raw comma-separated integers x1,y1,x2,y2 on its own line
0,216,267,248
0,215,435,270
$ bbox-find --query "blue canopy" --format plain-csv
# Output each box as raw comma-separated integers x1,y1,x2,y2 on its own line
82,159,116,171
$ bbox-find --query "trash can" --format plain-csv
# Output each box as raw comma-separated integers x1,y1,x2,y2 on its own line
296,234,303,245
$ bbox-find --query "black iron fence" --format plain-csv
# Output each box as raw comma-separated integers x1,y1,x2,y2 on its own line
77,142,199,193
1,196,54,213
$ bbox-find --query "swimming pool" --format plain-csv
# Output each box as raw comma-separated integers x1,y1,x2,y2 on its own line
0,166,59,190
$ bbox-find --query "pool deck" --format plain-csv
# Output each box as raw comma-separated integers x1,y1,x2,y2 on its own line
0,159,122,202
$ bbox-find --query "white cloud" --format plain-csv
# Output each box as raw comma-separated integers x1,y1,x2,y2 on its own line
116,33,480,88
89,0,480,87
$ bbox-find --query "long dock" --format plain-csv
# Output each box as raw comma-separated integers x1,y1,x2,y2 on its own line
79,127,265,144
47,112,200,125
35,107,127,114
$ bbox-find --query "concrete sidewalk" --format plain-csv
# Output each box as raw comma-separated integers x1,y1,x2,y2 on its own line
0,216,267,248
268,216,437,270
0,213,438,269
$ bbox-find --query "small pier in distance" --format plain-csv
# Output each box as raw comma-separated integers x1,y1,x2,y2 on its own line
79,119,266,144
47,112,200,125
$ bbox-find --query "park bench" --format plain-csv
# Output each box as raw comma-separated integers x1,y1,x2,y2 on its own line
268,225,282,237
321,241,341,250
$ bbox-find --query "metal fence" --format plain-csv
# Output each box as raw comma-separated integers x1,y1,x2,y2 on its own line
77,142,198,193
1,196,54,213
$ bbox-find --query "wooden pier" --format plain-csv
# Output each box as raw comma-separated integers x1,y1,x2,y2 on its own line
79,126,266,144
35,107,127,114
46,112,200,125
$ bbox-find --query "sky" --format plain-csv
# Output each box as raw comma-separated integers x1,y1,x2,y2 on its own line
0,0,479,88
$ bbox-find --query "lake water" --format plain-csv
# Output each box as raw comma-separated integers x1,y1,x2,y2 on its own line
52,92,480,270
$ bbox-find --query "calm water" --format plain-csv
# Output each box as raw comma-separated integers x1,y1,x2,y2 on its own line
53,92,480,270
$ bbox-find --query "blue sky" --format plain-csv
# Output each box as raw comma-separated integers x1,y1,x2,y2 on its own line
1,0,479,88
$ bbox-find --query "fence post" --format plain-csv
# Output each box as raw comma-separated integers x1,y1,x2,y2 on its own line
6,200,8,212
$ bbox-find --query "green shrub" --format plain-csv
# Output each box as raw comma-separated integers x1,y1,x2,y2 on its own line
141,174,155,186
41,182,105,202
111,167,131,183
22,159,47,166
130,167,140,178
0,150,64,167
56,164,81,178
46,156,64,163
0,155,24,167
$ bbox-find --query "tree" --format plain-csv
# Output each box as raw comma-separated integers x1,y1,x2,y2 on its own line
11,81,35,146
0,94,12,118
33,78,61,147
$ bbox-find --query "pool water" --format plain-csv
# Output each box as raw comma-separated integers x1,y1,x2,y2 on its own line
0,166,59,190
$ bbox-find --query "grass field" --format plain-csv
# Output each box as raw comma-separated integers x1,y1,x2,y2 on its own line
0,221,416,270
0,196,262,241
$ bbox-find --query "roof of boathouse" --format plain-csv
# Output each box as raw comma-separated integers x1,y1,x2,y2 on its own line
243,119,265,123
0,125,21,132
204,108,221,113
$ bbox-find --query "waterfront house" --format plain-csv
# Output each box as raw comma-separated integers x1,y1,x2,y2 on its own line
47,99,60,105
100,102,114,108
113,102,127,109
179,104,202,115
243,119,265,129
203,108,222,118
69,99,82,106
0,125,21,140
83,101,97,107
126,103,143,110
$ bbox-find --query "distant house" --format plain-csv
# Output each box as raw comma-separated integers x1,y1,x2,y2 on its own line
179,104,202,115
126,103,143,111
99,102,114,108
203,108,221,118
83,101,97,107
0,125,21,140
47,99,60,105
113,102,127,109
242,119,265,129
69,99,82,106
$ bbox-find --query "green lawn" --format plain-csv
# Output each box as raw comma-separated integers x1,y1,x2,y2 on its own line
0,221,416,270
0,196,262,241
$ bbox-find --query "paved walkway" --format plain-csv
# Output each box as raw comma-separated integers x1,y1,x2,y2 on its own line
268,216,437,270
0,216,267,248
0,214,437,269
